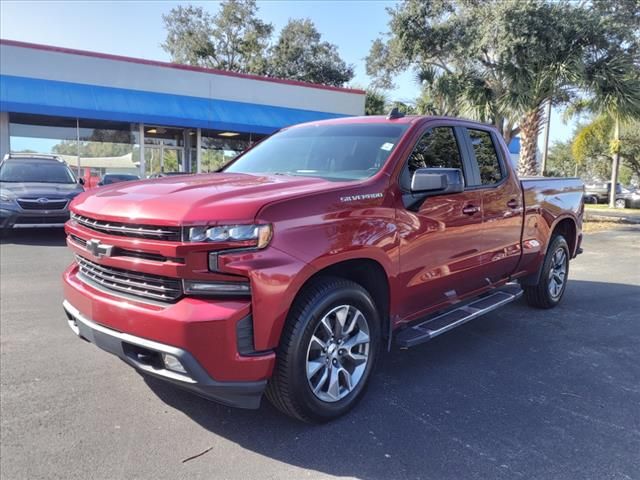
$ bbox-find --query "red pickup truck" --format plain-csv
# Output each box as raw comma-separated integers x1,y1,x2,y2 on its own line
62,114,584,422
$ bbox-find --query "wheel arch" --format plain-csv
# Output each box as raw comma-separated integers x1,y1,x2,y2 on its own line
520,215,577,287
281,256,392,350
550,216,578,257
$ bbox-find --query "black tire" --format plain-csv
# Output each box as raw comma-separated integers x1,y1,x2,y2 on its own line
266,276,381,423
523,235,570,309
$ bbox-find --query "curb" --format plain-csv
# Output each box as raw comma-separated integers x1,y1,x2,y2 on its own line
584,212,640,225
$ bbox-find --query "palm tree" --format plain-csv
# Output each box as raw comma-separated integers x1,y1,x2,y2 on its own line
574,52,640,207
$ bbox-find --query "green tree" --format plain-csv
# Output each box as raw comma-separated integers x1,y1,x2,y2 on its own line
571,57,640,206
162,1,273,75
387,100,417,116
365,89,387,116
268,19,354,87
573,117,640,186
413,75,464,117
546,141,577,177
620,123,640,182
366,0,639,177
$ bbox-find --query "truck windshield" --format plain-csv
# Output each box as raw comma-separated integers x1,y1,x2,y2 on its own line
0,160,77,184
224,123,409,181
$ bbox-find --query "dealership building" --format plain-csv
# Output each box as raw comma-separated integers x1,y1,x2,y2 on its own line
0,39,366,178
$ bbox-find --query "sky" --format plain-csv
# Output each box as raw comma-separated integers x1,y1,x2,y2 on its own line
1,0,575,145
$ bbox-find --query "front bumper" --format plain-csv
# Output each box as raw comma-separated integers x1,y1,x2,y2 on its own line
63,299,267,409
63,262,276,409
0,207,70,228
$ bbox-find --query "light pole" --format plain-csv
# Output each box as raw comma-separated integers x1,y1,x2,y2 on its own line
540,99,552,176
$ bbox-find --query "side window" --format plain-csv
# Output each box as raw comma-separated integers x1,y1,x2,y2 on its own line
407,127,463,175
468,129,503,185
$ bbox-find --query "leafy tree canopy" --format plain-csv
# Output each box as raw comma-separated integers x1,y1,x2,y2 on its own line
365,89,387,116
268,19,354,87
162,3,354,86
367,0,640,175
572,116,640,183
162,1,273,75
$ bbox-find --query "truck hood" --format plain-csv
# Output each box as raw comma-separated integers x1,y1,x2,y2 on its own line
0,181,84,198
71,172,341,225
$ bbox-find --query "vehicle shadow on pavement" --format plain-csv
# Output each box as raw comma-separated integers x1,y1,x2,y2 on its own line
0,228,67,246
143,279,640,480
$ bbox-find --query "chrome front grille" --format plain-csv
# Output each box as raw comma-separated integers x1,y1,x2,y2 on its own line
71,213,181,241
18,198,68,210
69,235,180,263
76,255,182,302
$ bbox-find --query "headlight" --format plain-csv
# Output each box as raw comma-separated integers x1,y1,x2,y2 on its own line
188,224,272,248
0,192,14,203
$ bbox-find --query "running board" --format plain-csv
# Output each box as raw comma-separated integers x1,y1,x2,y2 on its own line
395,284,523,348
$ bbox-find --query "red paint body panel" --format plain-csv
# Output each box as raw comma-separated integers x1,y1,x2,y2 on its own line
63,115,584,385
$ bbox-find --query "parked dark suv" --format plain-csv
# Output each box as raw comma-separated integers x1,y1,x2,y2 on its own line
0,154,85,230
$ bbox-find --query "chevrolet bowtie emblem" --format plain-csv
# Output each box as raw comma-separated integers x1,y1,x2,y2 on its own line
86,239,113,259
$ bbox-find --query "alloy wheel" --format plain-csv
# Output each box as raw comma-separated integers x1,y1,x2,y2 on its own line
548,247,568,299
305,305,370,403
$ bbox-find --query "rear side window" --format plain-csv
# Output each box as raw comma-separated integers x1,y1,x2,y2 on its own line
407,127,463,175
468,129,503,185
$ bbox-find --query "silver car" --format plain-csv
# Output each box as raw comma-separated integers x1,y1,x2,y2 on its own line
0,154,85,230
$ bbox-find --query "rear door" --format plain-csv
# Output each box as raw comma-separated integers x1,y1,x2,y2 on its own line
461,127,523,283
396,125,488,321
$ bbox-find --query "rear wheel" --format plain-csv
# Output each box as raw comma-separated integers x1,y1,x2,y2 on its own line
523,235,570,309
266,277,380,423
615,198,626,209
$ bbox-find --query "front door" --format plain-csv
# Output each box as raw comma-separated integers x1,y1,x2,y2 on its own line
396,126,487,323
143,126,186,177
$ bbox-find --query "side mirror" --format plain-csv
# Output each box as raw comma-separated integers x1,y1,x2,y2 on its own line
411,168,464,195
78,178,85,185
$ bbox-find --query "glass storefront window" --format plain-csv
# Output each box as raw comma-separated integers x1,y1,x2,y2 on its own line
77,119,138,187
9,114,138,188
9,113,78,157
200,130,265,173
143,126,185,176
8,113,269,179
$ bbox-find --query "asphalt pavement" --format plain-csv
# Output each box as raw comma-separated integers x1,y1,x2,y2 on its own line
1,226,639,480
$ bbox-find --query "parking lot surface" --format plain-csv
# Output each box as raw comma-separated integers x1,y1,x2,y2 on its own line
1,226,639,480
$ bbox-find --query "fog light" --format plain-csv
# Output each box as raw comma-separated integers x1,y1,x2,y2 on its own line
162,353,186,374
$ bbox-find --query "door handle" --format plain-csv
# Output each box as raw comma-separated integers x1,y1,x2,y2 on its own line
462,205,480,215
507,199,519,209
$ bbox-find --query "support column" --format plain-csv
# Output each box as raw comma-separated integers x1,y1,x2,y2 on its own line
139,124,145,178
76,118,81,177
196,128,202,173
0,112,9,159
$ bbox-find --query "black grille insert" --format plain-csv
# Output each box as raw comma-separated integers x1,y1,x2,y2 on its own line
76,255,182,302
71,213,181,241
18,198,68,210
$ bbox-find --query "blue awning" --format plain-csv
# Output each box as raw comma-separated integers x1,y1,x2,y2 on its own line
0,75,345,133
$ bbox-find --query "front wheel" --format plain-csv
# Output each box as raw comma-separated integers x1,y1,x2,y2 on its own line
615,199,626,209
523,235,570,309
266,277,381,423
